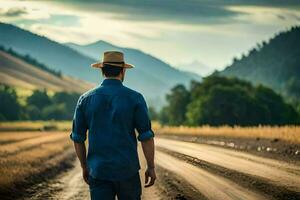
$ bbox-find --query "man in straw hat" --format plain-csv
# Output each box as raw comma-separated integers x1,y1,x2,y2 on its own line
70,51,156,200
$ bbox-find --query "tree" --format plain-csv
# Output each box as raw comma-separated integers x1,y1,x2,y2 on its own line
255,85,299,125
52,91,80,118
0,85,22,121
186,84,258,126
160,84,190,125
42,103,68,120
27,89,51,109
285,77,300,100
24,105,41,120
148,106,158,121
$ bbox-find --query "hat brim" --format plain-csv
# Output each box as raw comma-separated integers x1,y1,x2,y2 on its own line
91,62,134,68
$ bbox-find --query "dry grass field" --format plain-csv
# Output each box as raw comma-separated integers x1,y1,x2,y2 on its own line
1,121,299,143
0,121,71,132
0,131,74,197
153,122,300,144
0,50,94,94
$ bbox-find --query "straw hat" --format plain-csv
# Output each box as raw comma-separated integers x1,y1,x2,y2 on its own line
91,51,134,68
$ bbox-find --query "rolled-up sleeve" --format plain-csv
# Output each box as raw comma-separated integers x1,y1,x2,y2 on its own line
134,94,155,141
70,96,88,143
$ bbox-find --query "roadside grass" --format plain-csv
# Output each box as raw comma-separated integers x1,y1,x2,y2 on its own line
1,121,299,143
0,121,71,132
153,123,300,144
0,131,74,198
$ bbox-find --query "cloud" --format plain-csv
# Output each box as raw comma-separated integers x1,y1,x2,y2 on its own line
42,14,80,27
62,0,242,25
28,23,92,43
277,15,286,20
62,0,300,25
1,0,300,68
288,13,300,22
0,7,27,17
13,14,81,28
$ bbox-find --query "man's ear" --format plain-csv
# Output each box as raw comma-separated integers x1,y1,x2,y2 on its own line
121,68,126,81
121,68,126,76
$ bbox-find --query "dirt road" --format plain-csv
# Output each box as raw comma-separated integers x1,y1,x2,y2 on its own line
156,151,269,200
155,137,300,200
26,152,163,200
156,138,300,192
21,136,299,200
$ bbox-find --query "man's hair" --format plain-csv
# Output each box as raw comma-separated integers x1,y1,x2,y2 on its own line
101,64,123,77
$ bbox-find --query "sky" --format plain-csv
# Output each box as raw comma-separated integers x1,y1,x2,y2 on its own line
1,0,300,74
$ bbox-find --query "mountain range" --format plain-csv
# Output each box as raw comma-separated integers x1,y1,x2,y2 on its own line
66,41,200,104
0,22,199,107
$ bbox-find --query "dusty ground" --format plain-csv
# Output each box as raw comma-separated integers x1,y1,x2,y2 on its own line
155,136,300,200
20,154,165,200
1,132,299,200
0,131,74,199
158,134,300,162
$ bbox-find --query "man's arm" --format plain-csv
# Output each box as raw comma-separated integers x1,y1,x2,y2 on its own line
70,95,89,184
141,137,156,187
74,142,89,184
134,93,156,187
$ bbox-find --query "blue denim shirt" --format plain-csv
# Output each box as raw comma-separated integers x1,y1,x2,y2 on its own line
70,79,154,181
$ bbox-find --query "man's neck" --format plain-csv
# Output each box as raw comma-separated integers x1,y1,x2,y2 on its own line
105,76,123,82
105,77,121,80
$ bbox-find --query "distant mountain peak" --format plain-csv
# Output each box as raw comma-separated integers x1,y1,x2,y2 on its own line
176,60,214,77
86,40,114,47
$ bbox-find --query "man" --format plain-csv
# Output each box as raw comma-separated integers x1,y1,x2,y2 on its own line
70,51,156,200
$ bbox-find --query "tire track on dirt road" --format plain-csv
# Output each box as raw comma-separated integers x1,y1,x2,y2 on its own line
156,151,270,200
158,147,299,200
156,138,300,192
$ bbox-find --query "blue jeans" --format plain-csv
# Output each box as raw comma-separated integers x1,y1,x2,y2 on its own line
89,173,142,200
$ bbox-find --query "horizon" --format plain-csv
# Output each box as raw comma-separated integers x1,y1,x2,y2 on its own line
1,0,300,75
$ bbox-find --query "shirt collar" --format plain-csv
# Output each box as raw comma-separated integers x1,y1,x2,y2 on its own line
101,79,123,86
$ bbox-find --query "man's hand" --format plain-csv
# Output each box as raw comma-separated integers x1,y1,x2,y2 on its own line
144,168,156,187
82,167,89,185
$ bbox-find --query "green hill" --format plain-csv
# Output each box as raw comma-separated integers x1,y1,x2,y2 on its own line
0,49,94,93
219,26,300,102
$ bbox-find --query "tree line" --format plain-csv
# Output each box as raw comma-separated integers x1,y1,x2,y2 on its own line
153,75,299,126
1,75,299,126
0,84,79,121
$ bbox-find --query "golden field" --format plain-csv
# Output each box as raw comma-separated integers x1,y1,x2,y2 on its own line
0,131,73,195
1,121,299,143
153,122,300,144
0,121,71,132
